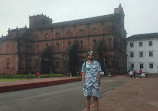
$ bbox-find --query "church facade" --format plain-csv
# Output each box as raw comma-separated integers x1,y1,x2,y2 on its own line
0,5,127,75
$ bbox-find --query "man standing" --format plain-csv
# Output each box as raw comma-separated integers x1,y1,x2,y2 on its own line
81,51,101,111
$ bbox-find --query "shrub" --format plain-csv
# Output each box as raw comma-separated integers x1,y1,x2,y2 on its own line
0,74,63,79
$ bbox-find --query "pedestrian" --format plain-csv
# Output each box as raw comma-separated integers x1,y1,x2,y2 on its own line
100,71,104,78
81,51,101,111
144,69,148,78
129,70,133,78
36,72,40,76
139,68,142,78
108,70,112,77
133,70,136,78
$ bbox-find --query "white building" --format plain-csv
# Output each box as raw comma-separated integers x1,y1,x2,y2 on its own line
127,33,158,74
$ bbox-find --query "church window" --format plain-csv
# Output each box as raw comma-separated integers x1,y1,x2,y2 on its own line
6,62,10,69
108,38,112,47
93,28,98,33
80,41,83,50
67,31,71,36
56,43,59,51
56,32,60,37
93,40,97,45
36,45,39,52
68,41,71,45
79,29,85,35
45,34,49,38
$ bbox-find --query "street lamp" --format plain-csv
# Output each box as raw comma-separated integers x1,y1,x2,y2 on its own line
103,58,108,75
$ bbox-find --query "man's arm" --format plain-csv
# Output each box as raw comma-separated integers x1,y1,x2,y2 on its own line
98,72,101,85
82,72,85,86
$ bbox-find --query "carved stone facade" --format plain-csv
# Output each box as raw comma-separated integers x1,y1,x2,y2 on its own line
0,5,127,75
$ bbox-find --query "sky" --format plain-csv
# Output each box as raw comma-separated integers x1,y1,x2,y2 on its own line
0,0,158,37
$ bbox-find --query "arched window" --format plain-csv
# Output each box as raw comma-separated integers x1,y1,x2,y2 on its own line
93,28,98,33
45,34,49,38
56,32,60,37
79,29,85,35
67,31,71,36
80,41,83,50
56,43,59,52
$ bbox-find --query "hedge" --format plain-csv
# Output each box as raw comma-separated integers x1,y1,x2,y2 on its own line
0,74,63,79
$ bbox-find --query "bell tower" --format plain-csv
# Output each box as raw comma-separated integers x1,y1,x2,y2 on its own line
29,14,52,28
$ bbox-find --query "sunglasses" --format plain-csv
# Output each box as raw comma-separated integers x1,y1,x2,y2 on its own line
88,51,93,53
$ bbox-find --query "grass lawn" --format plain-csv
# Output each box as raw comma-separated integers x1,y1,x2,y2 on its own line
0,79,25,82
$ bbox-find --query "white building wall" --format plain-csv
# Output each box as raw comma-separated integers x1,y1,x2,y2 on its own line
127,37,158,74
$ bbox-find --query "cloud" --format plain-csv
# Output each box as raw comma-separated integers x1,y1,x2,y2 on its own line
0,0,158,37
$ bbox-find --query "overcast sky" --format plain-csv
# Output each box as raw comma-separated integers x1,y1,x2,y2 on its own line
0,0,158,37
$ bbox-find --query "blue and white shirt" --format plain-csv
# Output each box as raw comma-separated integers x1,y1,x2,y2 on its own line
81,60,101,97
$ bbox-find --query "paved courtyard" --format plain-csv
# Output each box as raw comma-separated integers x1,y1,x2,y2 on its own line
83,76,158,111
0,76,129,111
0,75,158,111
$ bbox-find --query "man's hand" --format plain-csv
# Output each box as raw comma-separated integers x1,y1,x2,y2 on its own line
98,82,101,86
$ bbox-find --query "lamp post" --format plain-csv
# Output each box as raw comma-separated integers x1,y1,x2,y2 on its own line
103,58,108,75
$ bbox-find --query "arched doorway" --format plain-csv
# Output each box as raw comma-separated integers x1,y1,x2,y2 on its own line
41,46,52,74
93,40,108,74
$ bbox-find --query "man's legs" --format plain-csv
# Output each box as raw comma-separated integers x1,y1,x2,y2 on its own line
86,96,91,111
93,96,99,111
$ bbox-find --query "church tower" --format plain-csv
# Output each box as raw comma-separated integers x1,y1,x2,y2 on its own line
29,14,52,28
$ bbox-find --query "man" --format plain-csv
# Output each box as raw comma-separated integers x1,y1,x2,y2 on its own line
81,51,101,111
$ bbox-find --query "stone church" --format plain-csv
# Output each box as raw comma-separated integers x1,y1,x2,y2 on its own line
0,5,127,75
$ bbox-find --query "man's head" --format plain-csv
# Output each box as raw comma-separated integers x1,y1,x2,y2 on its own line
87,51,94,61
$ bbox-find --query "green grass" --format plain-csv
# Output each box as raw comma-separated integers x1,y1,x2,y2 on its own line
0,79,25,82
0,74,64,79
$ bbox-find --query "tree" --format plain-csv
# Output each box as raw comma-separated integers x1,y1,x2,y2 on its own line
68,41,79,75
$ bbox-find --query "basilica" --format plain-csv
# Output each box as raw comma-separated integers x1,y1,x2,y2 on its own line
0,5,127,75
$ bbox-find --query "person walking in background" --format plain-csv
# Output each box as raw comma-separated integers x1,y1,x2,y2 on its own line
36,72,40,76
100,71,104,78
139,68,142,78
144,69,148,78
133,70,136,78
81,51,101,111
129,70,133,78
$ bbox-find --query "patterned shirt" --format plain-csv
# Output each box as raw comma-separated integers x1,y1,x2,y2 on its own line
81,60,101,97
